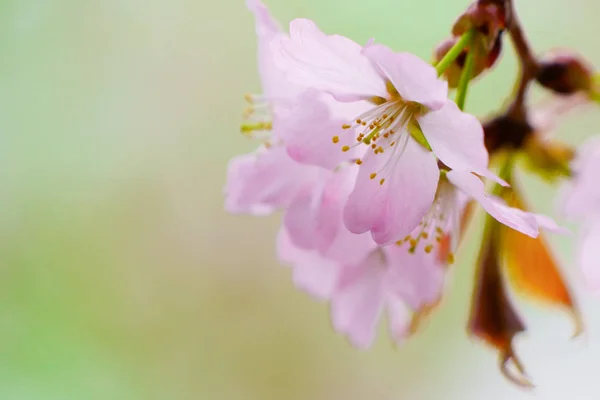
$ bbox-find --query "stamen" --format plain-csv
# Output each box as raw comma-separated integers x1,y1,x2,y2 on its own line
342,145,350,152
332,136,340,144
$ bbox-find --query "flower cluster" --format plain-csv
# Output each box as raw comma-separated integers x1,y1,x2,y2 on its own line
225,0,600,388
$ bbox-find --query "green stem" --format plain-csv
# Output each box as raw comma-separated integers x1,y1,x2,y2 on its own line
435,29,475,76
455,42,476,110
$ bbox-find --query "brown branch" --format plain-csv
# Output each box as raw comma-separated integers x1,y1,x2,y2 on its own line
505,0,539,120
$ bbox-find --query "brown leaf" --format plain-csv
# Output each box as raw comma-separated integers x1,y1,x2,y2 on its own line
500,191,582,337
469,224,533,388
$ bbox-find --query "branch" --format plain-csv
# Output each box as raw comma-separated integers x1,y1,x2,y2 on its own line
505,0,539,120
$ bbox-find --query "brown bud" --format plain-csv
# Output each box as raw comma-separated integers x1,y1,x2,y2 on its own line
536,51,594,95
452,2,506,51
469,225,532,388
482,113,533,155
434,35,502,89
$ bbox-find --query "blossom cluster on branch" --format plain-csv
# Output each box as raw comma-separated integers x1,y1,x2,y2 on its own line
224,0,600,387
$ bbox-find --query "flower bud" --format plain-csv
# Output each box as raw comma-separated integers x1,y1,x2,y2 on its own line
434,33,503,89
452,2,506,51
536,51,593,95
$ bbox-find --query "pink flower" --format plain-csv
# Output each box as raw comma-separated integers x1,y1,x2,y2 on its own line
330,243,446,348
225,0,321,214
276,166,549,348
272,19,504,244
562,137,600,292
277,220,447,348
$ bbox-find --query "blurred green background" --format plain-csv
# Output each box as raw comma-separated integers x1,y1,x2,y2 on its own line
2,0,600,398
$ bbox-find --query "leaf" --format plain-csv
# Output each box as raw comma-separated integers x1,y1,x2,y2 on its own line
500,191,582,337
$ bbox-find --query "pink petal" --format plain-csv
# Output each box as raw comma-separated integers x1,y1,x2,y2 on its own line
344,137,439,245
282,193,318,250
417,101,506,186
562,137,600,218
578,217,600,294
224,146,319,215
283,167,350,252
224,152,274,215
383,244,446,310
277,228,340,300
363,44,447,110
447,170,539,237
271,19,387,101
246,0,300,99
331,251,386,348
386,296,411,344
279,90,365,169
534,213,570,235
323,221,377,266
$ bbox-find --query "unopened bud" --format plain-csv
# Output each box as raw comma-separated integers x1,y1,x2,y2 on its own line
452,2,506,51
536,51,593,95
434,34,503,88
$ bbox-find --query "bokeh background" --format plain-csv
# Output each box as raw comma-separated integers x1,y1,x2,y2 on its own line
2,0,600,398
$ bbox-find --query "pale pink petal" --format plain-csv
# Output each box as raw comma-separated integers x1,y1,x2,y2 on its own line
578,217,600,293
417,101,506,185
283,167,350,252
246,0,300,99
386,296,411,344
383,244,446,310
447,170,539,237
344,137,439,245
363,44,447,110
562,137,600,218
277,228,340,300
534,213,570,235
224,152,274,215
323,225,377,267
279,90,364,169
272,19,387,101
282,194,318,250
224,146,318,215
331,251,386,348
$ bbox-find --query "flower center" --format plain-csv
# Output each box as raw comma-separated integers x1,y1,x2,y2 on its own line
331,82,426,185
395,179,459,265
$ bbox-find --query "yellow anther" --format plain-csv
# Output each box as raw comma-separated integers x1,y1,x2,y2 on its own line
421,232,429,239
342,145,350,152
395,240,403,246
447,253,455,264
404,235,411,242
355,159,363,165
390,141,396,147
377,146,384,153
356,119,362,124
370,173,377,180
409,238,418,248
361,121,366,126
342,124,352,129
371,143,377,149
424,245,433,254
379,178,385,185
332,136,340,144
436,227,444,234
